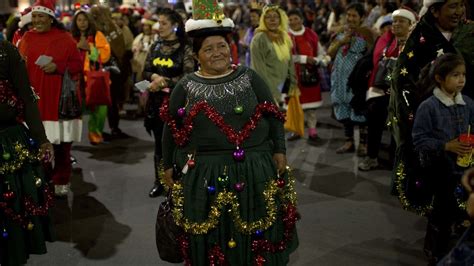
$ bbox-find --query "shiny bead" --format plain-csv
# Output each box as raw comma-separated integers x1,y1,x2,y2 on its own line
35,178,43,188
207,186,216,194
234,105,243,114
276,178,286,188
27,222,34,231
415,180,422,188
234,182,245,192
419,36,425,44
233,148,245,161
177,107,186,117
28,138,36,147
217,175,229,186
2,152,10,160
3,191,15,200
2,229,7,238
455,186,465,198
255,230,263,238
227,238,237,248
187,159,196,168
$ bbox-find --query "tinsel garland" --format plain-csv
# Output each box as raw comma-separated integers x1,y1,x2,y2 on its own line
0,142,41,175
171,167,298,235
395,162,433,216
251,204,298,262
0,80,25,123
177,234,192,266
176,204,299,266
159,99,285,147
171,180,278,235
0,185,54,228
208,245,226,266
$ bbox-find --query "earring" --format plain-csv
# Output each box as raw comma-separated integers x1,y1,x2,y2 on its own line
173,27,178,32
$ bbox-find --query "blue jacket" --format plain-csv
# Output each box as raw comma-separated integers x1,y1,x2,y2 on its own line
412,88,474,176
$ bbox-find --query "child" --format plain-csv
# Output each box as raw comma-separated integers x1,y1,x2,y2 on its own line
412,53,474,264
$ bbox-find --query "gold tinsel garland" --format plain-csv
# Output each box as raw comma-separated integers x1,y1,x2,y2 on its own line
395,162,433,216
170,167,298,235
0,142,41,175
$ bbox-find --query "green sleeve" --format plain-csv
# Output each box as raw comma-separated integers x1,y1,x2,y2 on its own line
7,42,48,144
250,33,272,85
162,78,187,170
249,69,286,154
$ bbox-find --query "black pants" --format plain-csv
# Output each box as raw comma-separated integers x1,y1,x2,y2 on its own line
367,95,389,158
342,120,367,144
107,71,122,131
424,169,465,262
151,117,165,184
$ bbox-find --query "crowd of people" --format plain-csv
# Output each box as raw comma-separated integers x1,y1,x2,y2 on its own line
0,0,474,265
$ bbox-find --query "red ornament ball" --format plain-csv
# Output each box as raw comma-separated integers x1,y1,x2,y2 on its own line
3,191,15,201
276,178,286,188
187,159,196,168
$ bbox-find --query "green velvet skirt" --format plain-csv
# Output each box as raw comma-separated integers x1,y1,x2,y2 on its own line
0,124,54,266
171,148,299,265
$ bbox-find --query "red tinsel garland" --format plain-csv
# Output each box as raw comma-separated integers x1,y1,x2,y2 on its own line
0,185,54,228
0,80,25,123
209,245,226,266
160,99,285,147
177,234,192,266
251,204,298,264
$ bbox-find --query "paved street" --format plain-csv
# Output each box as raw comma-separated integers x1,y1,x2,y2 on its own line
28,93,427,266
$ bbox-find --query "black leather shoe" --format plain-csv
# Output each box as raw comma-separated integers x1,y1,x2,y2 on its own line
149,183,164,198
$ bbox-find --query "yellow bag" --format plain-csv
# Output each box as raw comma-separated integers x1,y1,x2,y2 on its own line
284,96,305,137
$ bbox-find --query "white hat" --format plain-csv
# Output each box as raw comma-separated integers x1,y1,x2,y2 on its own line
18,7,32,28
392,8,417,24
419,0,445,17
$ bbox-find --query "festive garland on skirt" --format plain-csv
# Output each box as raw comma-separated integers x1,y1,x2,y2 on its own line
0,185,54,229
159,99,285,147
0,142,41,175
171,167,297,235
395,162,433,216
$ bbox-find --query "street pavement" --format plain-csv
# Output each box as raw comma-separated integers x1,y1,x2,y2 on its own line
28,93,427,266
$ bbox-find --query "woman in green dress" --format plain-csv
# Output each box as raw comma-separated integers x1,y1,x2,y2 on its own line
0,40,54,265
160,2,299,264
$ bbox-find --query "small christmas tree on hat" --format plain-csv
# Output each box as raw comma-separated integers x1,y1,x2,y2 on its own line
185,0,234,37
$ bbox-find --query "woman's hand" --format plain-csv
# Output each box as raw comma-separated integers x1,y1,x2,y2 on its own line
445,138,472,156
149,74,169,92
163,168,174,188
273,153,287,175
41,62,57,73
39,142,54,163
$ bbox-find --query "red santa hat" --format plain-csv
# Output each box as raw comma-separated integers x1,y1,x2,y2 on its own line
18,7,32,28
32,0,56,18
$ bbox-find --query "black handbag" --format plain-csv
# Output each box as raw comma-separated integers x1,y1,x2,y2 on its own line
372,37,396,91
58,70,82,119
155,189,183,263
299,64,320,86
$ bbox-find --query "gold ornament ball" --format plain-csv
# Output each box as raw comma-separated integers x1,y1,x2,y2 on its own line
27,223,34,230
35,178,42,187
228,239,237,248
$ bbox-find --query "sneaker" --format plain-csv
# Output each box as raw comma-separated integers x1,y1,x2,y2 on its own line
358,157,379,171
336,141,355,154
307,135,323,146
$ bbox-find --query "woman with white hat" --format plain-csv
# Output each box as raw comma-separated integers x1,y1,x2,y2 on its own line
389,0,473,263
